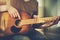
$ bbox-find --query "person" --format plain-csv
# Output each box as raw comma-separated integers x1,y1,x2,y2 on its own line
0,0,7,37
0,0,60,40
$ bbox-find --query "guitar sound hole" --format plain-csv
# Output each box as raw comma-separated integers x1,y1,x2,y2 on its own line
11,26,22,33
15,20,21,26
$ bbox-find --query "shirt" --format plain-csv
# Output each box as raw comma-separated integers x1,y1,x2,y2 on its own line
10,0,38,16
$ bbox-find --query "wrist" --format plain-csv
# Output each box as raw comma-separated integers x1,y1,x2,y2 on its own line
0,5,7,12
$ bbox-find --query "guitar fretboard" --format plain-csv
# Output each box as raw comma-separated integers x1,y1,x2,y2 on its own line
18,16,57,27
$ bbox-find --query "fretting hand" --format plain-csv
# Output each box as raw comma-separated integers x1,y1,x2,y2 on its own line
33,15,60,28
41,16,60,28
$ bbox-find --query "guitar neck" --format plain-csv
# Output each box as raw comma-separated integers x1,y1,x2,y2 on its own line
18,16,58,26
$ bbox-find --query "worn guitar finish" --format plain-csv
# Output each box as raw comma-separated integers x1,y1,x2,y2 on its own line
1,12,60,35
1,12,32,35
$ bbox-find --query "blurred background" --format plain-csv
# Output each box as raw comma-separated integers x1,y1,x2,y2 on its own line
36,0,60,40
38,0,60,40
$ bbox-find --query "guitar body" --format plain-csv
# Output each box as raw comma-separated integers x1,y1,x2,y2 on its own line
1,11,59,36
1,12,33,35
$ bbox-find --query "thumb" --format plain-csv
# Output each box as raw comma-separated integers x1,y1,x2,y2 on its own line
33,15,38,18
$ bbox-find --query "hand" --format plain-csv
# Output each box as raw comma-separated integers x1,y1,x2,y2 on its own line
41,16,60,28
8,6,20,19
33,15,39,18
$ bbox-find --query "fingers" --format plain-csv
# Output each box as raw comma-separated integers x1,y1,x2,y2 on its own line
8,11,13,17
41,21,54,28
8,11,16,18
33,15,39,18
33,15,39,21
9,11,21,19
41,17,60,28
57,16,60,21
53,17,59,24
8,6,21,19
16,11,21,19
13,11,18,17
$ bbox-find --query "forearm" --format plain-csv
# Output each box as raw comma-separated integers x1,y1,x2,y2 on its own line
0,0,10,5
6,0,10,6
6,0,14,10
0,0,11,12
0,0,6,5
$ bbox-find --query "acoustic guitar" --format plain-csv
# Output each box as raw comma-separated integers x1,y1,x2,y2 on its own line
1,11,60,36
